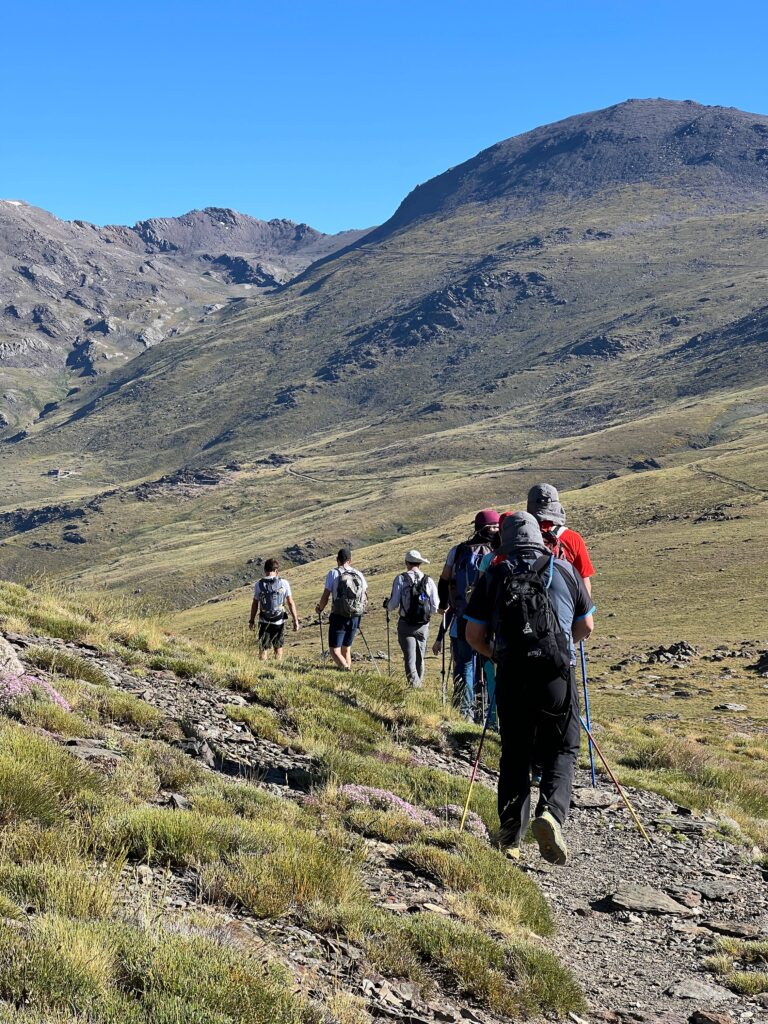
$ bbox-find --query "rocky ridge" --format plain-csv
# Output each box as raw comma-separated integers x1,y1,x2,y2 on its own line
2,628,766,1024
0,201,367,430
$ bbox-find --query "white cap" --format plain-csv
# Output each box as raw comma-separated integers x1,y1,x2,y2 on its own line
405,549,429,564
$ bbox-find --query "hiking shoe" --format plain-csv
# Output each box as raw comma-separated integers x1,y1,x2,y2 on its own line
531,810,568,866
502,846,521,862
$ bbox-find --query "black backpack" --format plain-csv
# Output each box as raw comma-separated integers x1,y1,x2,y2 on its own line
491,555,572,684
258,577,285,622
401,573,432,626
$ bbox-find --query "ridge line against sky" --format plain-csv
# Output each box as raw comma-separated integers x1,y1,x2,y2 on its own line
1,0,766,234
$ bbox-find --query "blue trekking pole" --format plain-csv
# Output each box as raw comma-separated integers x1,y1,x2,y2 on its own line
580,640,597,787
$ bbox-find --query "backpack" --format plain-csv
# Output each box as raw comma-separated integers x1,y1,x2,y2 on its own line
258,577,285,622
450,541,492,616
333,569,367,618
491,554,571,684
541,525,565,560
401,573,432,626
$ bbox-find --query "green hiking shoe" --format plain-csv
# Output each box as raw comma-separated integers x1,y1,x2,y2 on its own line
531,809,568,866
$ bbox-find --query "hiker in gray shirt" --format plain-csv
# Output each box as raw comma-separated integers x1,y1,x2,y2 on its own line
385,550,439,688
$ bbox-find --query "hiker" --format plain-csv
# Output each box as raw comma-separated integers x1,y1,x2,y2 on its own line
465,512,595,865
315,548,368,671
384,549,439,688
472,510,516,728
248,558,300,661
437,509,500,720
527,483,594,594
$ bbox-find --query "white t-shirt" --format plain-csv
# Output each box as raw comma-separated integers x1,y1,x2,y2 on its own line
324,565,367,613
253,575,292,622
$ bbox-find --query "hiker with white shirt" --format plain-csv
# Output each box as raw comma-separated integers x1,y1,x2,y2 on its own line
316,548,368,671
385,549,439,688
248,558,300,661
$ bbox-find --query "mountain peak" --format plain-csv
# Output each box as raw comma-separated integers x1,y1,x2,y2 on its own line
375,97,768,236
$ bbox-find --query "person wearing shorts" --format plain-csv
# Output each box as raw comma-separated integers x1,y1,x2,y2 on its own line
315,548,368,670
248,558,300,660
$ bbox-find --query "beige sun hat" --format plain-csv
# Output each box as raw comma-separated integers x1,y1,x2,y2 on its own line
405,549,429,564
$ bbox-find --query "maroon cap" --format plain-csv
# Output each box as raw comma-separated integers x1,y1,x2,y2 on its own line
474,508,500,529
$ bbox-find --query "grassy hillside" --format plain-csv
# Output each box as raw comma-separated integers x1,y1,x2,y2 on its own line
0,579,591,1023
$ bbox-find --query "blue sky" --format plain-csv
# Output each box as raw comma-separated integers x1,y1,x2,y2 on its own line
1,1,766,233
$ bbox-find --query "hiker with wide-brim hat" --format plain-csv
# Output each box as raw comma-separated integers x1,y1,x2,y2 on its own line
464,512,595,866
385,549,439,688
437,509,500,721
316,548,368,671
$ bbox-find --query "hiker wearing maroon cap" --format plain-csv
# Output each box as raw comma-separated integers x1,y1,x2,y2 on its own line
437,509,500,721
527,484,594,594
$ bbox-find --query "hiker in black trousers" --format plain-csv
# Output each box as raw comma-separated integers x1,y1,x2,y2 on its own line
465,512,594,865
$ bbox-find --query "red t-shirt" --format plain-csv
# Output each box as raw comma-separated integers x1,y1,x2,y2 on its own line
553,527,594,579
489,526,594,579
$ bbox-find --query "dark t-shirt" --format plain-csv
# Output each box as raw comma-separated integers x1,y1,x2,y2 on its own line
465,552,594,663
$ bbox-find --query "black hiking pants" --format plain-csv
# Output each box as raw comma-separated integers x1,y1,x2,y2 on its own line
494,665,581,849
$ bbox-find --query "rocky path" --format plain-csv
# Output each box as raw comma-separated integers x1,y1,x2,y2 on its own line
5,632,767,1024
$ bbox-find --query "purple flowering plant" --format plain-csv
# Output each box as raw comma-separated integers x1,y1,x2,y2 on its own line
0,672,71,712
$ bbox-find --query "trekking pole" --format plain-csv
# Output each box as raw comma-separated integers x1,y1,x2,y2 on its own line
459,691,496,832
358,626,382,675
579,716,652,846
386,609,392,678
440,614,447,708
318,613,326,661
580,641,597,787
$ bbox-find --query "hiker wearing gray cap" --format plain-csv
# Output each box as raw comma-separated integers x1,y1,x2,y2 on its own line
527,484,595,594
385,550,439,687
464,512,595,866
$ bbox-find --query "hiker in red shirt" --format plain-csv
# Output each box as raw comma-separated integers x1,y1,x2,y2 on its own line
526,484,594,594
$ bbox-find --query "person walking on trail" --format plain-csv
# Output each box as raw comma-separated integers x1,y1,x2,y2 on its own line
385,549,439,688
527,483,595,594
464,512,595,866
316,548,368,671
437,509,500,720
248,558,300,661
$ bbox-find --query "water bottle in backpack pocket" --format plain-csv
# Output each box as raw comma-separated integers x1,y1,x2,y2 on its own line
258,578,286,622
401,573,432,626
491,555,571,686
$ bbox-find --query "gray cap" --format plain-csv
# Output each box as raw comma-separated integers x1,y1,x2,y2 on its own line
527,483,566,526
405,549,429,565
500,511,549,555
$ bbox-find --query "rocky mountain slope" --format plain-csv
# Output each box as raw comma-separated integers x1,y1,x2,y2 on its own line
0,583,765,1023
2,98,768,601
0,201,366,430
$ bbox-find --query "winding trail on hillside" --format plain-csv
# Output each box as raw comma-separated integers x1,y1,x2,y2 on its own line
6,631,767,1024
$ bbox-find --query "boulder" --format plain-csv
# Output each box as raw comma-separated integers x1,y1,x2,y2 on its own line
665,979,736,1002
0,636,24,675
607,884,695,916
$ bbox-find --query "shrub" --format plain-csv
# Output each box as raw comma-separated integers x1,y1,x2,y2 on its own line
201,831,364,919
0,724,102,826
22,646,110,687
400,835,553,935
0,860,119,919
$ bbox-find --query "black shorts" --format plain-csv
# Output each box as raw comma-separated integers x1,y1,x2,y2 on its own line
258,619,286,650
328,613,360,649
